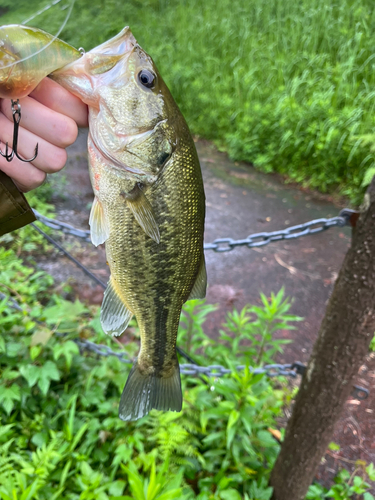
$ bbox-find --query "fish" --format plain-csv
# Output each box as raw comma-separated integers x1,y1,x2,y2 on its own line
0,25,80,99
51,27,207,421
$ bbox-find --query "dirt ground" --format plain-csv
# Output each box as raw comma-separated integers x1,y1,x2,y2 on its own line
35,129,375,491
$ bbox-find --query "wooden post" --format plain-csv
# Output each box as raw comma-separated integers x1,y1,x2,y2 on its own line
269,178,375,500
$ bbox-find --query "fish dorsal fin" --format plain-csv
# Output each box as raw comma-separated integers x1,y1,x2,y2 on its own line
188,256,207,300
89,196,110,247
125,184,160,243
101,277,133,336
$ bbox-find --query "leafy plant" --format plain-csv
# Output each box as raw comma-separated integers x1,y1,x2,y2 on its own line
2,250,371,498
0,248,301,498
121,459,187,500
180,289,302,367
307,462,375,500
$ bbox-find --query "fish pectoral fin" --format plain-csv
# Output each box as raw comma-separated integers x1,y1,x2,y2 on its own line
187,256,207,301
89,196,110,246
125,184,160,243
101,277,133,336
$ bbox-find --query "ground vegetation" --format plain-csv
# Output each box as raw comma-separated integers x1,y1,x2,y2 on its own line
2,0,375,202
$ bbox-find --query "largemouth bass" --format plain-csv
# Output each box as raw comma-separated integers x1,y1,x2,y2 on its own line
51,28,206,421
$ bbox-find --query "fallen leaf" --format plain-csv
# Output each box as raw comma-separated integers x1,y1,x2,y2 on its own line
267,427,282,442
31,328,53,347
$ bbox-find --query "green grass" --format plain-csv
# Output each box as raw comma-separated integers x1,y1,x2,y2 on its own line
3,0,375,202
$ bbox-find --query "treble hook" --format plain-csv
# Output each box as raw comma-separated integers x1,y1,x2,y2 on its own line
0,99,38,163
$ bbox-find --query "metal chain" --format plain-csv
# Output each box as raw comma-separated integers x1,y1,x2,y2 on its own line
74,338,369,399
0,288,299,379
24,207,369,400
33,211,91,242
75,338,300,377
0,293,368,399
1,289,302,379
33,208,356,252
205,216,346,252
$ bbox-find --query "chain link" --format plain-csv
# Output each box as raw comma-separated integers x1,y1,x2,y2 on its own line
33,209,353,252
65,339,370,398
33,211,91,241
1,294,369,399
75,338,300,378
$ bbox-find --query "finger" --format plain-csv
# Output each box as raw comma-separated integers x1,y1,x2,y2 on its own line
0,153,46,193
1,98,78,149
0,112,67,174
30,77,89,128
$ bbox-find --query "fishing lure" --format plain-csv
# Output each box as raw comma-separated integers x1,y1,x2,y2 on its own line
0,25,81,162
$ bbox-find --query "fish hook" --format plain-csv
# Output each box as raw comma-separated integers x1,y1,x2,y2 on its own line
0,99,38,163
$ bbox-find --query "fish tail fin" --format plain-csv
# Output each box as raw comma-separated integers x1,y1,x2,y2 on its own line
118,362,182,421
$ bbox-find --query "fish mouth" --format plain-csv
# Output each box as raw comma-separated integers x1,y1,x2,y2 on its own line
51,26,137,90
90,26,137,57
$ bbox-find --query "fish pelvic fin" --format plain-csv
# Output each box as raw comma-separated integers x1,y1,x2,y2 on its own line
89,196,110,246
119,362,182,421
187,255,207,301
124,183,160,244
101,276,133,336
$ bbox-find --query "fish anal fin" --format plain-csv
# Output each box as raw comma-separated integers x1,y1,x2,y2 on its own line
187,256,207,301
124,184,160,243
101,277,133,336
119,362,182,421
89,196,109,247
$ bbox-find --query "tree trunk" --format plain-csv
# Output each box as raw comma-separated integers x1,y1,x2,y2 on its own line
269,178,375,500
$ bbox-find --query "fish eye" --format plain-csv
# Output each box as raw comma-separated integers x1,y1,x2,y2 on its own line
138,69,156,89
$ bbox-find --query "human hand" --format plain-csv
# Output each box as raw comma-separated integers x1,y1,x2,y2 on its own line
0,77,88,192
